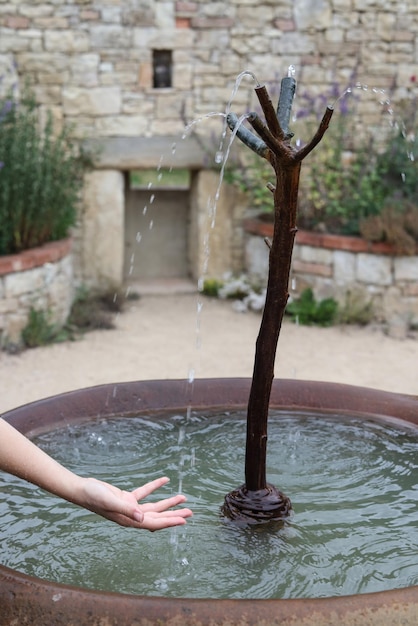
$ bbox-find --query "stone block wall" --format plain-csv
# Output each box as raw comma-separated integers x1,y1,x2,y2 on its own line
1,0,418,294
245,225,418,329
1,0,417,142
0,240,74,345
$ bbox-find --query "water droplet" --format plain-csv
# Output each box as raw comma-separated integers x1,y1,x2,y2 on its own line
188,369,195,384
147,182,153,190
288,64,296,78
197,277,204,291
401,172,406,182
157,172,163,181
150,194,155,204
136,231,142,242
149,220,154,229
143,206,148,215
171,142,177,154
215,151,223,164
130,253,135,264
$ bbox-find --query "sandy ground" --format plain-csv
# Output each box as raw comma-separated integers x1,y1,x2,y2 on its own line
0,292,417,415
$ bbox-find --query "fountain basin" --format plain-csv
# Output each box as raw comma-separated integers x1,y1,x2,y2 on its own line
1,378,418,625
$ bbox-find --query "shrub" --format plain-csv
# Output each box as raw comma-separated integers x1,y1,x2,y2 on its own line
21,308,67,348
227,79,418,246
297,87,418,239
0,86,93,255
286,288,338,327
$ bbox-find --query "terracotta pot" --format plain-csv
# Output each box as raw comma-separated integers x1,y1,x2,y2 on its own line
1,378,418,625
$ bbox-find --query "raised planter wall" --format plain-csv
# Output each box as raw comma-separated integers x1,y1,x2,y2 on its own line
244,219,418,330
0,239,74,346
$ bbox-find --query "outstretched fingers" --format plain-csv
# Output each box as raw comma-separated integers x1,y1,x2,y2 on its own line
139,493,188,513
141,511,193,531
131,476,171,501
129,476,193,529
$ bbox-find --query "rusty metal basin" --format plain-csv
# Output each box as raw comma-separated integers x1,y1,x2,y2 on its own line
1,378,418,625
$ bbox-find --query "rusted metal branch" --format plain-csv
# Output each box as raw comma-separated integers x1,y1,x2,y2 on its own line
222,73,332,526
295,106,334,161
248,113,294,161
255,85,284,140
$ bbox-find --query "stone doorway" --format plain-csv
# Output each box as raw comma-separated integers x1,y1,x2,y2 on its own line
124,171,191,282
79,136,246,290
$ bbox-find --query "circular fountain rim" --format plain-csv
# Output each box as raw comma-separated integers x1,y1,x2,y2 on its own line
1,378,418,626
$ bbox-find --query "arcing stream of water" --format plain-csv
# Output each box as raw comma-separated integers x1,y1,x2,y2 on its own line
0,411,417,599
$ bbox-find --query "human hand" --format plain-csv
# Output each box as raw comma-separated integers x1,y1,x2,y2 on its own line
80,476,193,530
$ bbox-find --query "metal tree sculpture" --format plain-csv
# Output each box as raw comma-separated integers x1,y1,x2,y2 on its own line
222,72,333,525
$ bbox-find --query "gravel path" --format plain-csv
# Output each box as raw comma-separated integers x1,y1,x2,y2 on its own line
1,293,417,414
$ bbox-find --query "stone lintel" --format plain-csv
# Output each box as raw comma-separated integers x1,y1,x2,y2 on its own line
85,135,208,170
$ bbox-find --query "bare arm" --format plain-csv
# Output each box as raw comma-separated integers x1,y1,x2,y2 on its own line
0,418,192,530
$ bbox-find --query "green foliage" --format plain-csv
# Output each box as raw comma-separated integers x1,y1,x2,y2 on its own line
21,308,67,348
0,86,93,255
286,288,338,327
225,152,275,213
298,96,418,238
19,286,132,350
201,278,224,297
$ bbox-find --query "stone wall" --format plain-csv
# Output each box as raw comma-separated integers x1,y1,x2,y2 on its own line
1,0,418,291
0,240,74,346
1,0,417,141
245,223,418,332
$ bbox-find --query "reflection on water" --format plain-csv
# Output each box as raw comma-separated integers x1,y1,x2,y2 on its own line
0,411,417,599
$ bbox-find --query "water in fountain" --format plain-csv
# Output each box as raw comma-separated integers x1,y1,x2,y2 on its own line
0,411,417,599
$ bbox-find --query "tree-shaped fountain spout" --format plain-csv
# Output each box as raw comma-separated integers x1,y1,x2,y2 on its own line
222,70,334,525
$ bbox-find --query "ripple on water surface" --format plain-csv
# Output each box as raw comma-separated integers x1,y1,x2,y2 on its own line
0,411,417,599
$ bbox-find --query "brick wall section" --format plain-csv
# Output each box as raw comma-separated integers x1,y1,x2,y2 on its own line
0,240,74,346
244,223,418,328
0,1,417,141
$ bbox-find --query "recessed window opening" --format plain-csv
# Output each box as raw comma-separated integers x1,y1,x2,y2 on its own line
152,50,172,88
130,168,190,190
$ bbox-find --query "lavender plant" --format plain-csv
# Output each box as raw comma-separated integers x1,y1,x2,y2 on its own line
297,83,418,238
228,79,418,242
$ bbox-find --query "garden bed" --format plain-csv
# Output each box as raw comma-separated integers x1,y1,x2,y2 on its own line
0,239,73,347
244,217,418,332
